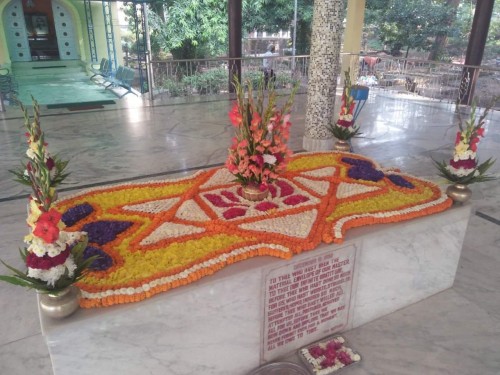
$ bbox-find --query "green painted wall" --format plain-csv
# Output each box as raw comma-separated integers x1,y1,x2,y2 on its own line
0,0,123,71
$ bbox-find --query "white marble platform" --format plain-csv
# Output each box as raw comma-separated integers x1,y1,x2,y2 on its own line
39,204,471,375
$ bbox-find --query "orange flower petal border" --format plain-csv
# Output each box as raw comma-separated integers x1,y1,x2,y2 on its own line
54,151,452,308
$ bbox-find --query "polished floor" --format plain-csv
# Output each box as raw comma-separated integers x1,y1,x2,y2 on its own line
0,89,499,374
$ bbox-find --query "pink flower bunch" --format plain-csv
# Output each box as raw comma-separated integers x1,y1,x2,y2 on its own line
226,78,297,190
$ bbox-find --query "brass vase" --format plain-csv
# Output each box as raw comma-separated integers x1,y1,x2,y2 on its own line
241,185,269,201
446,183,472,203
38,286,81,319
333,139,352,152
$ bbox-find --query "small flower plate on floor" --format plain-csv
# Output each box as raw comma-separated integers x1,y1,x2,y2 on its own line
299,335,361,374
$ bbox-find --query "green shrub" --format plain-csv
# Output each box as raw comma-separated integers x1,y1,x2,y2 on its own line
182,68,227,95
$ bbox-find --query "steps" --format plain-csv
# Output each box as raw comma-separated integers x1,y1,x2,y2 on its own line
8,60,118,106
11,60,87,80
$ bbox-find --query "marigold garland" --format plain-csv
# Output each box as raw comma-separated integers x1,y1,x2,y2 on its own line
55,152,452,308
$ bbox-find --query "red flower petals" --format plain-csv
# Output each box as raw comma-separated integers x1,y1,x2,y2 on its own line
450,158,477,169
283,195,309,206
204,194,239,208
309,345,324,358
255,202,279,211
223,207,247,220
26,246,70,270
220,190,241,203
33,219,60,243
276,180,294,197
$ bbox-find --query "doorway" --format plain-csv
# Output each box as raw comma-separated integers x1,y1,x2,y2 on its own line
3,0,78,62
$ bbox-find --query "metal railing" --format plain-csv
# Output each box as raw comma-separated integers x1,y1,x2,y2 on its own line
149,54,500,108
150,55,310,98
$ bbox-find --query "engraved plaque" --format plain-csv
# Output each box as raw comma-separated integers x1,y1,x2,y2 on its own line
262,244,356,362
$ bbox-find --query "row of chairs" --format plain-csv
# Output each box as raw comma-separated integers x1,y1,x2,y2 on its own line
90,58,137,98
0,68,18,110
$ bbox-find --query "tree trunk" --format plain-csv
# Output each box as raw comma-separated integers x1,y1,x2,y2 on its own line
150,2,165,21
428,0,460,61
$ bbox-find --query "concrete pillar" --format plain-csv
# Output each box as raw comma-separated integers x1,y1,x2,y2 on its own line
341,0,365,82
303,0,345,151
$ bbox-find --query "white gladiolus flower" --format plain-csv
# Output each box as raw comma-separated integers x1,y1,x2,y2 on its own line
263,154,277,165
26,148,36,159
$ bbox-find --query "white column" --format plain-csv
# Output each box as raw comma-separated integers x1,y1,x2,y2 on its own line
303,0,345,151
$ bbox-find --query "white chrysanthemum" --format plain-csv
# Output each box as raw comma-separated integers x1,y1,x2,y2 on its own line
59,231,84,246
27,231,84,258
34,235,66,256
27,255,77,287
446,165,475,177
339,114,353,121
28,264,66,286
453,149,476,162
263,154,277,165
64,255,77,278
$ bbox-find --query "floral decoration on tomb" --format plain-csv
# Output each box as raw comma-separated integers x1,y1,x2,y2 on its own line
328,69,368,142
54,152,452,308
434,99,497,185
0,100,97,292
299,335,361,374
226,76,297,192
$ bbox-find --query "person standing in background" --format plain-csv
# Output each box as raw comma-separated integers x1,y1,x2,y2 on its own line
262,44,276,88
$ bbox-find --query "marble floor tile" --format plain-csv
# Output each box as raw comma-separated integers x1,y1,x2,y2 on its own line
0,334,53,375
341,289,500,375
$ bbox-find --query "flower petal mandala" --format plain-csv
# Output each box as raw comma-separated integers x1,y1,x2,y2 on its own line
54,152,452,308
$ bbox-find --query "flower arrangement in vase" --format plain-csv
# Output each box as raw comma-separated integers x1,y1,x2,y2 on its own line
328,69,368,152
225,77,297,200
434,98,497,203
0,100,97,318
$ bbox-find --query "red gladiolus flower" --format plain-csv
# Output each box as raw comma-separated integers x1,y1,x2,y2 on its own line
39,209,62,225
476,127,485,137
229,104,242,126
251,154,264,168
33,219,60,243
46,157,55,170
251,111,261,127
455,131,461,145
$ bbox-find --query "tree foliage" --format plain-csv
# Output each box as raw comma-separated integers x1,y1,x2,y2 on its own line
376,0,452,56
242,0,313,54
147,0,228,59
